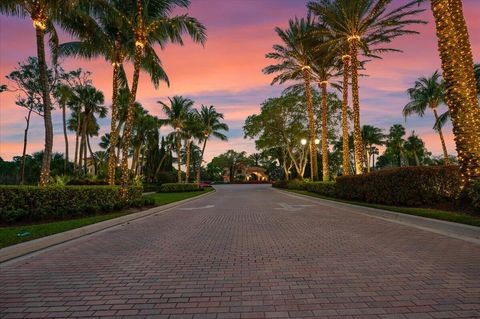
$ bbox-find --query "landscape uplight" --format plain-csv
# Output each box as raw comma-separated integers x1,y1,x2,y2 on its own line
301,138,307,146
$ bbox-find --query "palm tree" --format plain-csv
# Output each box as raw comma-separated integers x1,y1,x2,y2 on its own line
58,1,172,185
159,96,194,183
182,112,203,182
263,17,319,181
361,125,384,172
387,124,406,167
53,83,74,174
430,0,480,185
0,0,71,185
404,132,425,166
311,48,341,181
114,0,206,196
70,85,106,174
308,0,426,175
195,105,229,183
403,71,450,165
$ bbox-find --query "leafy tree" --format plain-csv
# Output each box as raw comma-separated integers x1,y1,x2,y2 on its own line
308,0,426,174
5,57,51,184
211,150,250,183
403,71,450,165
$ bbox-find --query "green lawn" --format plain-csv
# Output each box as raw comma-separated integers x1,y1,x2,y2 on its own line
285,189,480,227
0,188,213,249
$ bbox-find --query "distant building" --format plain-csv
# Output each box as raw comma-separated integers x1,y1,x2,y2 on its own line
223,164,268,182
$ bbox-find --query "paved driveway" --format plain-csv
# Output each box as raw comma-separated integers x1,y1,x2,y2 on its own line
1,184,479,319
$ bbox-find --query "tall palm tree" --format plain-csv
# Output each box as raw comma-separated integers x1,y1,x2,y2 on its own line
182,112,202,182
361,125,385,172
404,132,425,166
403,71,450,165
0,0,74,185
158,96,194,183
311,48,341,181
53,83,74,174
194,105,229,183
431,0,480,185
58,1,171,185
308,0,426,175
264,17,319,180
115,0,206,196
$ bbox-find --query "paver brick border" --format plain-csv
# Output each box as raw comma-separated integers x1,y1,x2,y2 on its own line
0,189,216,263
275,188,480,245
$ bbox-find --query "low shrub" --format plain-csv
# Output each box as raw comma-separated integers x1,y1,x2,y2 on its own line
335,166,461,206
0,185,144,224
286,179,308,190
305,182,336,197
158,183,203,193
272,180,288,188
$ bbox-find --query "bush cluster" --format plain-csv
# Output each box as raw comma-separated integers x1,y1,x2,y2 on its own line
66,179,109,186
0,185,147,224
305,182,336,197
158,183,203,193
467,180,480,211
273,166,465,208
336,166,461,206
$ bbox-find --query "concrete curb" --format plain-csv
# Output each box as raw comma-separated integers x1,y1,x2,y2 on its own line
274,188,480,245
0,189,216,264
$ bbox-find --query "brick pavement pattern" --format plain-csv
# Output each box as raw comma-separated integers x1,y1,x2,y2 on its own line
1,184,479,319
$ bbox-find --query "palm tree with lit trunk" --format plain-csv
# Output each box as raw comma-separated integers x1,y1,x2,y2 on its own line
195,105,229,183
431,0,480,185
114,0,206,197
264,17,319,180
0,0,81,185
58,2,172,185
308,0,426,175
403,71,450,165
158,96,194,183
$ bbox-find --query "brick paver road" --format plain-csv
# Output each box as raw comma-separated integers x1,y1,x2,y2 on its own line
1,184,479,319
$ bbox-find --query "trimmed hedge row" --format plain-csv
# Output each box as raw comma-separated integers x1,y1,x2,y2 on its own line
335,166,461,206
158,183,203,193
0,185,149,223
273,166,477,209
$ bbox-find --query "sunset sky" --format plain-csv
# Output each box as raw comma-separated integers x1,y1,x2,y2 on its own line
1,0,479,162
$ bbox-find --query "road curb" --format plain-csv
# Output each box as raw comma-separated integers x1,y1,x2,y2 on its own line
274,188,480,245
0,189,216,264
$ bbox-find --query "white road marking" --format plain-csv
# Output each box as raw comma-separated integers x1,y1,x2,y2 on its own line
275,203,315,211
179,205,215,211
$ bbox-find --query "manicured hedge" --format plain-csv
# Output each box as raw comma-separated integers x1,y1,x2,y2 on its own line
336,166,461,206
305,182,336,197
158,183,203,193
0,185,148,223
272,166,466,208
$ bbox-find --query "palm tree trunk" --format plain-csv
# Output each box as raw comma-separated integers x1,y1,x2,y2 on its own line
366,149,371,173
196,137,208,184
74,113,81,171
62,102,69,174
432,108,450,165
431,0,480,185
120,47,142,198
176,130,182,183
155,153,168,176
108,61,120,185
302,67,318,181
349,38,365,175
87,135,96,175
185,138,192,182
341,55,351,176
20,109,32,185
320,81,329,181
36,27,53,186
